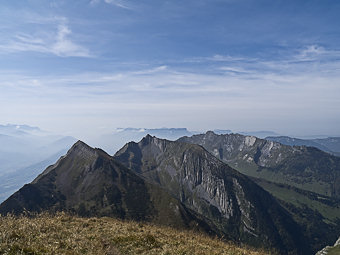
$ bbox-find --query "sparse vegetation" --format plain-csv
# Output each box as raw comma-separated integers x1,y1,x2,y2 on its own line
0,212,268,255
327,245,340,255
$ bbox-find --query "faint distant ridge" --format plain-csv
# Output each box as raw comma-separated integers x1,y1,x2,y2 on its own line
0,123,41,131
266,136,340,156
213,129,232,135
239,130,280,138
0,124,41,136
115,127,193,138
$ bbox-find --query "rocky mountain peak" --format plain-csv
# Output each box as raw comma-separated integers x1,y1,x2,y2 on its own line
202,131,220,141
139,134,155,145
68,140,95,154
138,134,169,152
66,140,111,160
205,130,217,136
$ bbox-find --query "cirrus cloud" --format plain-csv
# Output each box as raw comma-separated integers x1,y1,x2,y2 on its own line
0,17,92,58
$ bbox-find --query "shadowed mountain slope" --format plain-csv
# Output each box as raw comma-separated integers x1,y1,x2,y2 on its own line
0,141,221,234
114,135,310,255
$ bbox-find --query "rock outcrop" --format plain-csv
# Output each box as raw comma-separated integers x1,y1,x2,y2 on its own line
178,131,340,198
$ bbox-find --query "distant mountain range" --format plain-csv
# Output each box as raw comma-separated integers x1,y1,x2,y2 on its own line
239,130,280,138
266,136,340,156
91,128,279,154
92,127,340,156
0,124,41,135
0,124,76,202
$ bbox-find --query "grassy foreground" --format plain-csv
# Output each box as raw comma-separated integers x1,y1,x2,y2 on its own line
0,213,268,255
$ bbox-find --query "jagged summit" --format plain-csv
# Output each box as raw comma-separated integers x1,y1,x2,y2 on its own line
138,134,166,145
138,134,155,144
137,134,178,156
71,140,90,147
68,140,94,153
205,130,218,136
66,140,112,160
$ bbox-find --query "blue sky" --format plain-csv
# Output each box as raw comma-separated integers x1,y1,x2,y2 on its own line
0,0,340,139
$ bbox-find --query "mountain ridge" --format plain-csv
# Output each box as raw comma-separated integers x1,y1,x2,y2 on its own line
266,135,340,157
178,131,340,198
0,140,225,237
115,135,310,254
177,131,340,252
1,137,311,254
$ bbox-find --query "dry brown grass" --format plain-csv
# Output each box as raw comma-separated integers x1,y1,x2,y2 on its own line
0,212,269,255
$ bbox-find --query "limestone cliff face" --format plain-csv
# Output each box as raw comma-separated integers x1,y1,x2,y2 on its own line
179,131,298,167
178,131,340,198
115,135,310,255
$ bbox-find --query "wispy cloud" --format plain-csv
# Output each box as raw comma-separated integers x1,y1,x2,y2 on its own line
51,24,91,57
90,0,100,5
294,44,340,62
1,55,339,137
104,0,130,9
91,0,133,9
1,40,339,137
300,45,325,56
0,18,92,57
209,54,248,62
182,45,340,80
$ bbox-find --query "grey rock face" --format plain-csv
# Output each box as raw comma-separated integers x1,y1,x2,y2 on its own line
178,131,340,253
178,131,340,198
115,135,310,255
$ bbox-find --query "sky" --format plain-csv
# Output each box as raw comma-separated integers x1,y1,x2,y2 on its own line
0,0,340,139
